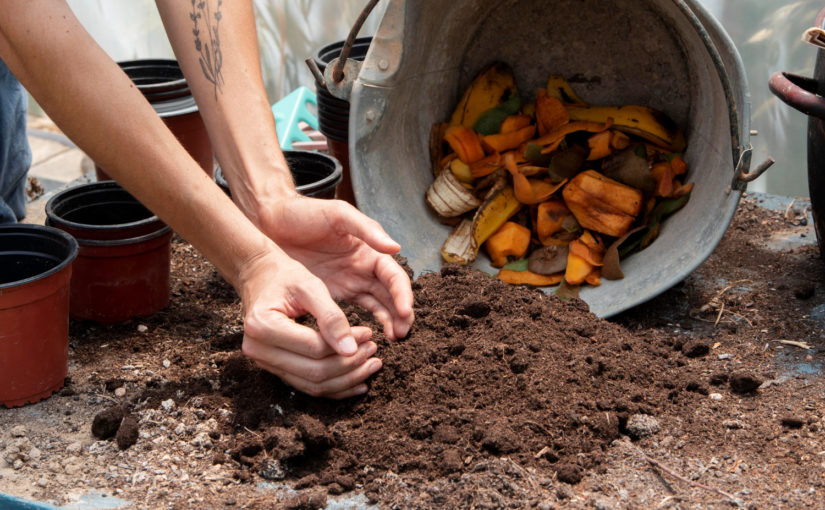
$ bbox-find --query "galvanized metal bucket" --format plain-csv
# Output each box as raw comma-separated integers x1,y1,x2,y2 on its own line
345,0,758,318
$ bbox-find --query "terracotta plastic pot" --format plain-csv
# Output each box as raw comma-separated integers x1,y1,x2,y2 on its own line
46,182,172,324
0,225,78,408
215,150,342,199
313,37,373,205
96,59,213,180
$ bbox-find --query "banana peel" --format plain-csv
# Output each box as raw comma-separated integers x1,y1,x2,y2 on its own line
449,62,518,129
565,104,686,153
439,185,522,265
426,167,482,218
441,219,476,264
545,74,587,105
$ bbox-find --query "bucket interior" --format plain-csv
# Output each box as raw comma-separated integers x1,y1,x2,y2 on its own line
349,0,749,318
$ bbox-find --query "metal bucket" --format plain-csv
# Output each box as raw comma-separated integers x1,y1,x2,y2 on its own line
344,0,756,318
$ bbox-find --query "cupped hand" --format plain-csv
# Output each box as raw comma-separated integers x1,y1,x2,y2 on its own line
237,248,383,399
256,195,414,340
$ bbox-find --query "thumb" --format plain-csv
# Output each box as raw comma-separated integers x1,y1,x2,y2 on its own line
295,276,359,356
336,202,401,255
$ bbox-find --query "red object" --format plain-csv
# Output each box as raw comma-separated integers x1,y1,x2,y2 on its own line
0,225,78,408
46,182,173,324
327,138,356,205
69,228,173,324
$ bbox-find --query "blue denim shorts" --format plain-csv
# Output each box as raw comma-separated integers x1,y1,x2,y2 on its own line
0,57,31,224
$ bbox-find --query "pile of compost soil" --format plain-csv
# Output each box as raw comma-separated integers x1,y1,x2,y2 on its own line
1,193,824,509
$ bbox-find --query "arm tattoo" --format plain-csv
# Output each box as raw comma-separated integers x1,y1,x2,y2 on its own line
190,0,224,99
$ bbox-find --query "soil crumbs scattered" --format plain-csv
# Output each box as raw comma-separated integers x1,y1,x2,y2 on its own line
2,193,825,509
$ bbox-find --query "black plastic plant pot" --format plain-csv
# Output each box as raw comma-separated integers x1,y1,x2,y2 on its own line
215,150,342,199
0,224,78,407
313,37,373,141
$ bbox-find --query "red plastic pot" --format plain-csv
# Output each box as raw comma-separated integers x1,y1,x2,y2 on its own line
96,59,213,180
0,225,78,408
46,182,173,324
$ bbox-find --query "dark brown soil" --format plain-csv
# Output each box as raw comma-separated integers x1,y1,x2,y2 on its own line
3,193,825,509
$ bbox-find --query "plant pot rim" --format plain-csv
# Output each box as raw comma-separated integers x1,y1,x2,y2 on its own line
313,37,374,70
0,224,78,290
283,150,343,194
76,224,173,248
45,181,164,235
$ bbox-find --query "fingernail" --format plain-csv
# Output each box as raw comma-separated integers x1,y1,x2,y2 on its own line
366,342,378,356
339,335,358,355
355,385,368,395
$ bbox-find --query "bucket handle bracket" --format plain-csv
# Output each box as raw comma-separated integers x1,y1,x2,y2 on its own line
732,145,775,190
306,0,380,101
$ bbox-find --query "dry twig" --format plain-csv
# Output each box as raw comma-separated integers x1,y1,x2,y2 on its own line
643,453,738,502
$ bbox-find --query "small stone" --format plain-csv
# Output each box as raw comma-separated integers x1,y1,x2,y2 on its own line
722,420,745,430
190,432,213,449
137,324,148,333
28,447,41,461
114,387,126,398
161,399,176,413
12,459,23,470
174,423,186,436
9,425,27,438
66,442,83,455
162,359,171,369
35,477,48,488
625,414,660,439
709,393,724,401
258,459,285,481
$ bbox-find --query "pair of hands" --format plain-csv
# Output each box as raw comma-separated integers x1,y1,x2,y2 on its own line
236,194,414,399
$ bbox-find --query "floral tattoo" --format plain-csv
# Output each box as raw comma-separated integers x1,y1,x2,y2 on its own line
190,0,224,99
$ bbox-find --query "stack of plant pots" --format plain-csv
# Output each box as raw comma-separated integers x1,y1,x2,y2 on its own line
0,225,78,407
96,59,213,180
45,181,173,324
312,37,373,206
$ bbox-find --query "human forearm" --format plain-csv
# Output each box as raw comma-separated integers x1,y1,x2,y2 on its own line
0,0,277,289
155,0,295,226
